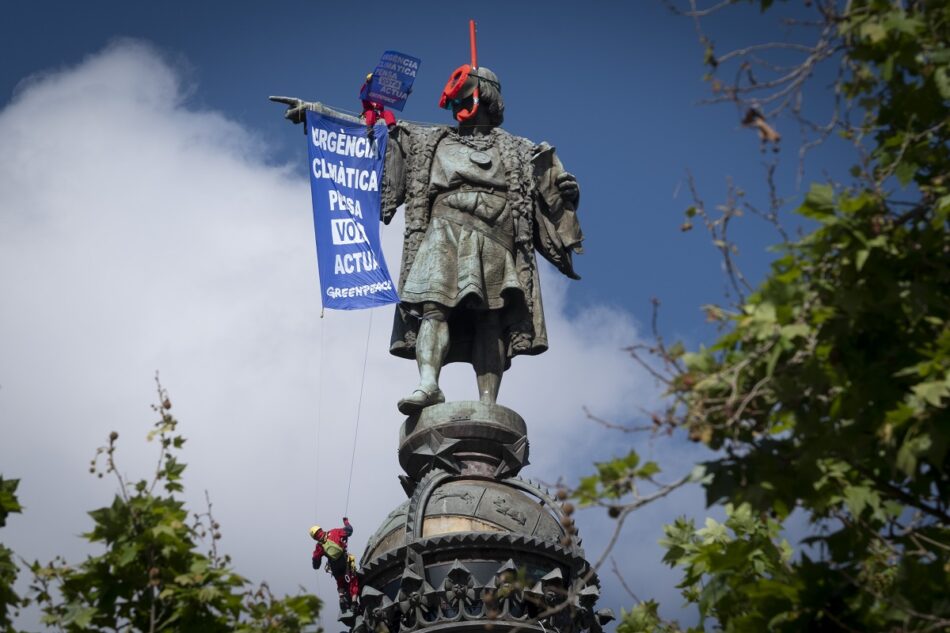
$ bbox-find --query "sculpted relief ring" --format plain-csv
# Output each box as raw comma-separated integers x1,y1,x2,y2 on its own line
468,151,492,168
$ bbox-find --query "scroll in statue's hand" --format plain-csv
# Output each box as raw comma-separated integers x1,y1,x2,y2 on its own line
269,95,307,124
555,171,579,205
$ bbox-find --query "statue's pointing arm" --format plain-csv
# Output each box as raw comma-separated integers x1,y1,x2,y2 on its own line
268,96,363,125
269,95,408,223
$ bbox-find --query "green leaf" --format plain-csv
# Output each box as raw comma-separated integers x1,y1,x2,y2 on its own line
913,380,949,407
936,67,950,100
894,161,917,186
62,605,97,628
637,461,661,479
882,12,923,35
859,21,887,43
198,586,220,602
116,543,138,567
668,341,686,358
798,184,835,220
896,432,932,476
843,485,872,517
0,478,22,528
855,248,870,271
765,344,782,379
697,517,728,544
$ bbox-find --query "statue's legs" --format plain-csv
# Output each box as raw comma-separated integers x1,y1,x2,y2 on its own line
397,302,448,415
417,302,449,390
472,309,504,404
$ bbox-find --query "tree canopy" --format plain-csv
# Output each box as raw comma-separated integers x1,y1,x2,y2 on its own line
1,380,320,633
1,2,946,631
580,1,949,630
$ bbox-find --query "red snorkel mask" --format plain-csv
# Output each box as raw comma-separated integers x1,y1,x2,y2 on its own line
439,20,480,122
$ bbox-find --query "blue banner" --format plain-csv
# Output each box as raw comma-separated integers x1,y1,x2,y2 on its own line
365,50,421,111
306,111,399,310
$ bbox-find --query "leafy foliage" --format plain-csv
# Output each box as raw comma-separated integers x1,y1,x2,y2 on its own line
617,599,686,633
0,477,24,632
584,1,949,630
658,505,797,630
575,451,662,507
28,380,321,632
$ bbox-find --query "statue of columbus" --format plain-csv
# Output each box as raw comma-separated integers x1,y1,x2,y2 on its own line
274,55,584,415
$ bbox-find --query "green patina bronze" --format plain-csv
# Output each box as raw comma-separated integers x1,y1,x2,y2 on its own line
272,66,583,415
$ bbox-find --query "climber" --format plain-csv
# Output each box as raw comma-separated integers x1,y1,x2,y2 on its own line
359,72,397,128
310,517,359,611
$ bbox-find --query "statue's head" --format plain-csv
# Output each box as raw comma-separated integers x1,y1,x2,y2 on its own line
439,65,504,126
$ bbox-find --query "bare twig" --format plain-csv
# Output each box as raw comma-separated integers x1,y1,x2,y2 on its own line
684,170,753,303
583,405,662,434
528,474,692,626
610,557,642,603
662,0,735,18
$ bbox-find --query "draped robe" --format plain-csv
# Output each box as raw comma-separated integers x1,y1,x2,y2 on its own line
380,122,583,368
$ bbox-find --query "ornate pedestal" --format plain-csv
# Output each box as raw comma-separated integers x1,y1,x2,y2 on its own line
350,402,613,633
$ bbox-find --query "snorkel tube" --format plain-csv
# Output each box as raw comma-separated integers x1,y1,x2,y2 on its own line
439,20,480,122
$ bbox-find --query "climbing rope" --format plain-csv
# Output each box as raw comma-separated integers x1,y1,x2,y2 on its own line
315,306,326,518
344,309,374,516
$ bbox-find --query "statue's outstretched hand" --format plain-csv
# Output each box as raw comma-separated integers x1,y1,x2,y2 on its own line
269,96,308,124
556,172,579,205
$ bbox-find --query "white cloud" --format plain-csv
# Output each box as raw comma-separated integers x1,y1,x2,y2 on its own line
0,41,698,627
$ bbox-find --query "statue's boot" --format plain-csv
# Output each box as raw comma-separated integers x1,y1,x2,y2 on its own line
397,384,445,415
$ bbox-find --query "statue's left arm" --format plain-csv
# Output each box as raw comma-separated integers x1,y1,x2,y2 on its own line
531,143,584,279
554,168,580,211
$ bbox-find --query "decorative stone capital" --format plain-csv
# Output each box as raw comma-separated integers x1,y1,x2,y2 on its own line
399,401,529,481
354,403,603,633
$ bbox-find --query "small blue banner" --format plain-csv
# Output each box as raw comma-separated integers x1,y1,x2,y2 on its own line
365,50,421,111
306,111,399,310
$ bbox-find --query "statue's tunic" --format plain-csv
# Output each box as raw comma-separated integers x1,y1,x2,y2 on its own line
381,122,583,368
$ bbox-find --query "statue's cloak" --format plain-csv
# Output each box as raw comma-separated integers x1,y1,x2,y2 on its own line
380,123,583,368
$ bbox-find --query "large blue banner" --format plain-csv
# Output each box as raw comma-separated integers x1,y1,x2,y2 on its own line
364,50,421,111
306,111,399,310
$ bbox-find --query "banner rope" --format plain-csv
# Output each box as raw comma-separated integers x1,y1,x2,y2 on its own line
344,309,374,516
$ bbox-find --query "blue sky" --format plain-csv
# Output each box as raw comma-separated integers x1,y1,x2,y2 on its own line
0,1,851,629
0,0,841,336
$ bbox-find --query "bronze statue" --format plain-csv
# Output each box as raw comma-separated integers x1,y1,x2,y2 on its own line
273,64,583,415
